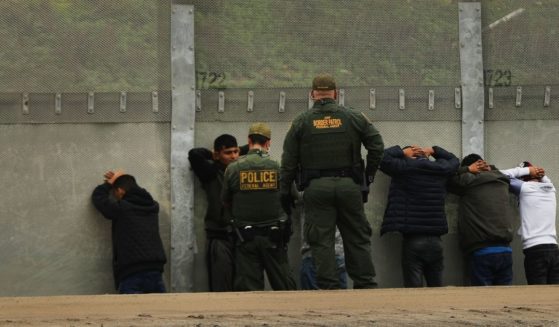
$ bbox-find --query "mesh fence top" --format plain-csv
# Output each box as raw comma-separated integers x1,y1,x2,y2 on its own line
187,0,461,89
0,0,171,92
481,0,559,86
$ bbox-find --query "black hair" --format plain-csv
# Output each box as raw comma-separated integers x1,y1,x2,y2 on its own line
214,134,238,151
249,134,269,146
461,153,483,167
113,174,138,192
402,145,412,150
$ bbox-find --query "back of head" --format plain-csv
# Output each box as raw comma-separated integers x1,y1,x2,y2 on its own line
248,122,271,145
519,161,532,168
214,134,238,151
312,74,336,91
519,161,534,181
461,153,483,167
113,174,138,192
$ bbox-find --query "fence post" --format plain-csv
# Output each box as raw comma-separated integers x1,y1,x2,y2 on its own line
170,4,196,292
459,2,485,157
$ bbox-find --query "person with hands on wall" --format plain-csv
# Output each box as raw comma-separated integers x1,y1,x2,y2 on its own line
500,162,559,285
448,154,514,286
380,144,459,287
188,134,243,292
91,170,167,294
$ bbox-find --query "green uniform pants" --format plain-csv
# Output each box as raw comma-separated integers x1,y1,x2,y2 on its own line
303,176,377,289
234,235,296,291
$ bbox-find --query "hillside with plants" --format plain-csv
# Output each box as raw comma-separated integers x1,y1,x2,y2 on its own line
0,0,557,92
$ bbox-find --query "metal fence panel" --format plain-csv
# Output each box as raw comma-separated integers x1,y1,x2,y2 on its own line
0,123,171,296
0,1,171,92
482,0,559,86
187,0,461,89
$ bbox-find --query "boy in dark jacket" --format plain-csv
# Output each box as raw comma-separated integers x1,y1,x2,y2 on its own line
448,154,514,286
188,134,245,292
92,171,167,294
380,145,459,287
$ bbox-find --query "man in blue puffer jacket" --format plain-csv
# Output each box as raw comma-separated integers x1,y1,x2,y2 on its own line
380,145,459,287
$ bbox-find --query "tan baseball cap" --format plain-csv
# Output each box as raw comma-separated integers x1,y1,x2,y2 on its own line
248,122,271,139
312,74,336,90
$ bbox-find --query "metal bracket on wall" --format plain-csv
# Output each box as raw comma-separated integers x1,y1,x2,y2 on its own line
544,86,551,107
247,90,254,112
279,91,286,112
54,93,62,115
119,92,127,113
338,89,345,106
152,91,159,113
87,92,95,114
428,90,435,111
22,93,29,115
488,88,494,109
515,86,522,107
369,88,376,110
218,91,225,113
195,90,201,112
454,87,462,109
399,89,405,110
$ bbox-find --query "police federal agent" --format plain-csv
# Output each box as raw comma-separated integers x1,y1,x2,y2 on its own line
280,74,384,289
222,123,296,291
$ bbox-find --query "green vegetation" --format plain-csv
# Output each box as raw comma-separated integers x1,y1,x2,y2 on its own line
0,0,557,92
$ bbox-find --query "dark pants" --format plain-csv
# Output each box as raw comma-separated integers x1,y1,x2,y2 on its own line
524,244,559,285
304,177,377,289
118,270,166,294
206,236,235,292
300,255,347,290
401,235,443,287
234,235,296,291
470,252,513,286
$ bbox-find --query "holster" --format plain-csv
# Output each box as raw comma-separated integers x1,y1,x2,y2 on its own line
357,159,369,203
296,167,320,191
234,220,292,246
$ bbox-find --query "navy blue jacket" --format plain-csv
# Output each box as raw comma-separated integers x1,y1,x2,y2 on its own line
380,146,459,236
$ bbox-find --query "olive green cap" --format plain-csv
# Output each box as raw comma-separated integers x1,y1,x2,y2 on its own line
248,122,271,139
312,74,336,90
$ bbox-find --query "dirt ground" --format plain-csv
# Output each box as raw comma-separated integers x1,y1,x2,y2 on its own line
0,286,558,326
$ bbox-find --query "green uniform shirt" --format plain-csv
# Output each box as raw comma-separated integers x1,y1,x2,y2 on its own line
280,99,384,193
222,148,283,226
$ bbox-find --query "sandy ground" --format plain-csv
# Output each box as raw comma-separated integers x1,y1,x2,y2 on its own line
0,286,558,326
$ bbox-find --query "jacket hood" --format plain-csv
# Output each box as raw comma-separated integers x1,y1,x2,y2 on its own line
122,187,159,212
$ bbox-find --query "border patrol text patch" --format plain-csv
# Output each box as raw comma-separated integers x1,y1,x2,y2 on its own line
313,116,343,129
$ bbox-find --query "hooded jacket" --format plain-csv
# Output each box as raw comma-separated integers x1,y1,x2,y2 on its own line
448,166,514,254
380,145,459,236
92,183,167,287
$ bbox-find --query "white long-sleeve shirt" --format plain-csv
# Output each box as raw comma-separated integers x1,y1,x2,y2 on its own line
500,167,557,249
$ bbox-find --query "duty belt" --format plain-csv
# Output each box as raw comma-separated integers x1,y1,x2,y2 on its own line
319,168,353,178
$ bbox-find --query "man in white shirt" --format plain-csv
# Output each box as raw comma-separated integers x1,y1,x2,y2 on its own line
501,161,559,284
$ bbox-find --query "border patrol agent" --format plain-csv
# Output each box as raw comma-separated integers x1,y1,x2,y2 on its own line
280,74,384,289
222,123,296,291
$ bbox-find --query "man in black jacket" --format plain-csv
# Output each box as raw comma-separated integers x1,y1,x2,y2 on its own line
91,171,167,294
448,154,514,286
188,134,244,291
380,145,459,287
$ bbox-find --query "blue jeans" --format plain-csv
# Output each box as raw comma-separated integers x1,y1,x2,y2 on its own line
470,252,513,286
300,255,347,290
118,270,166,294
402,235,443,287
